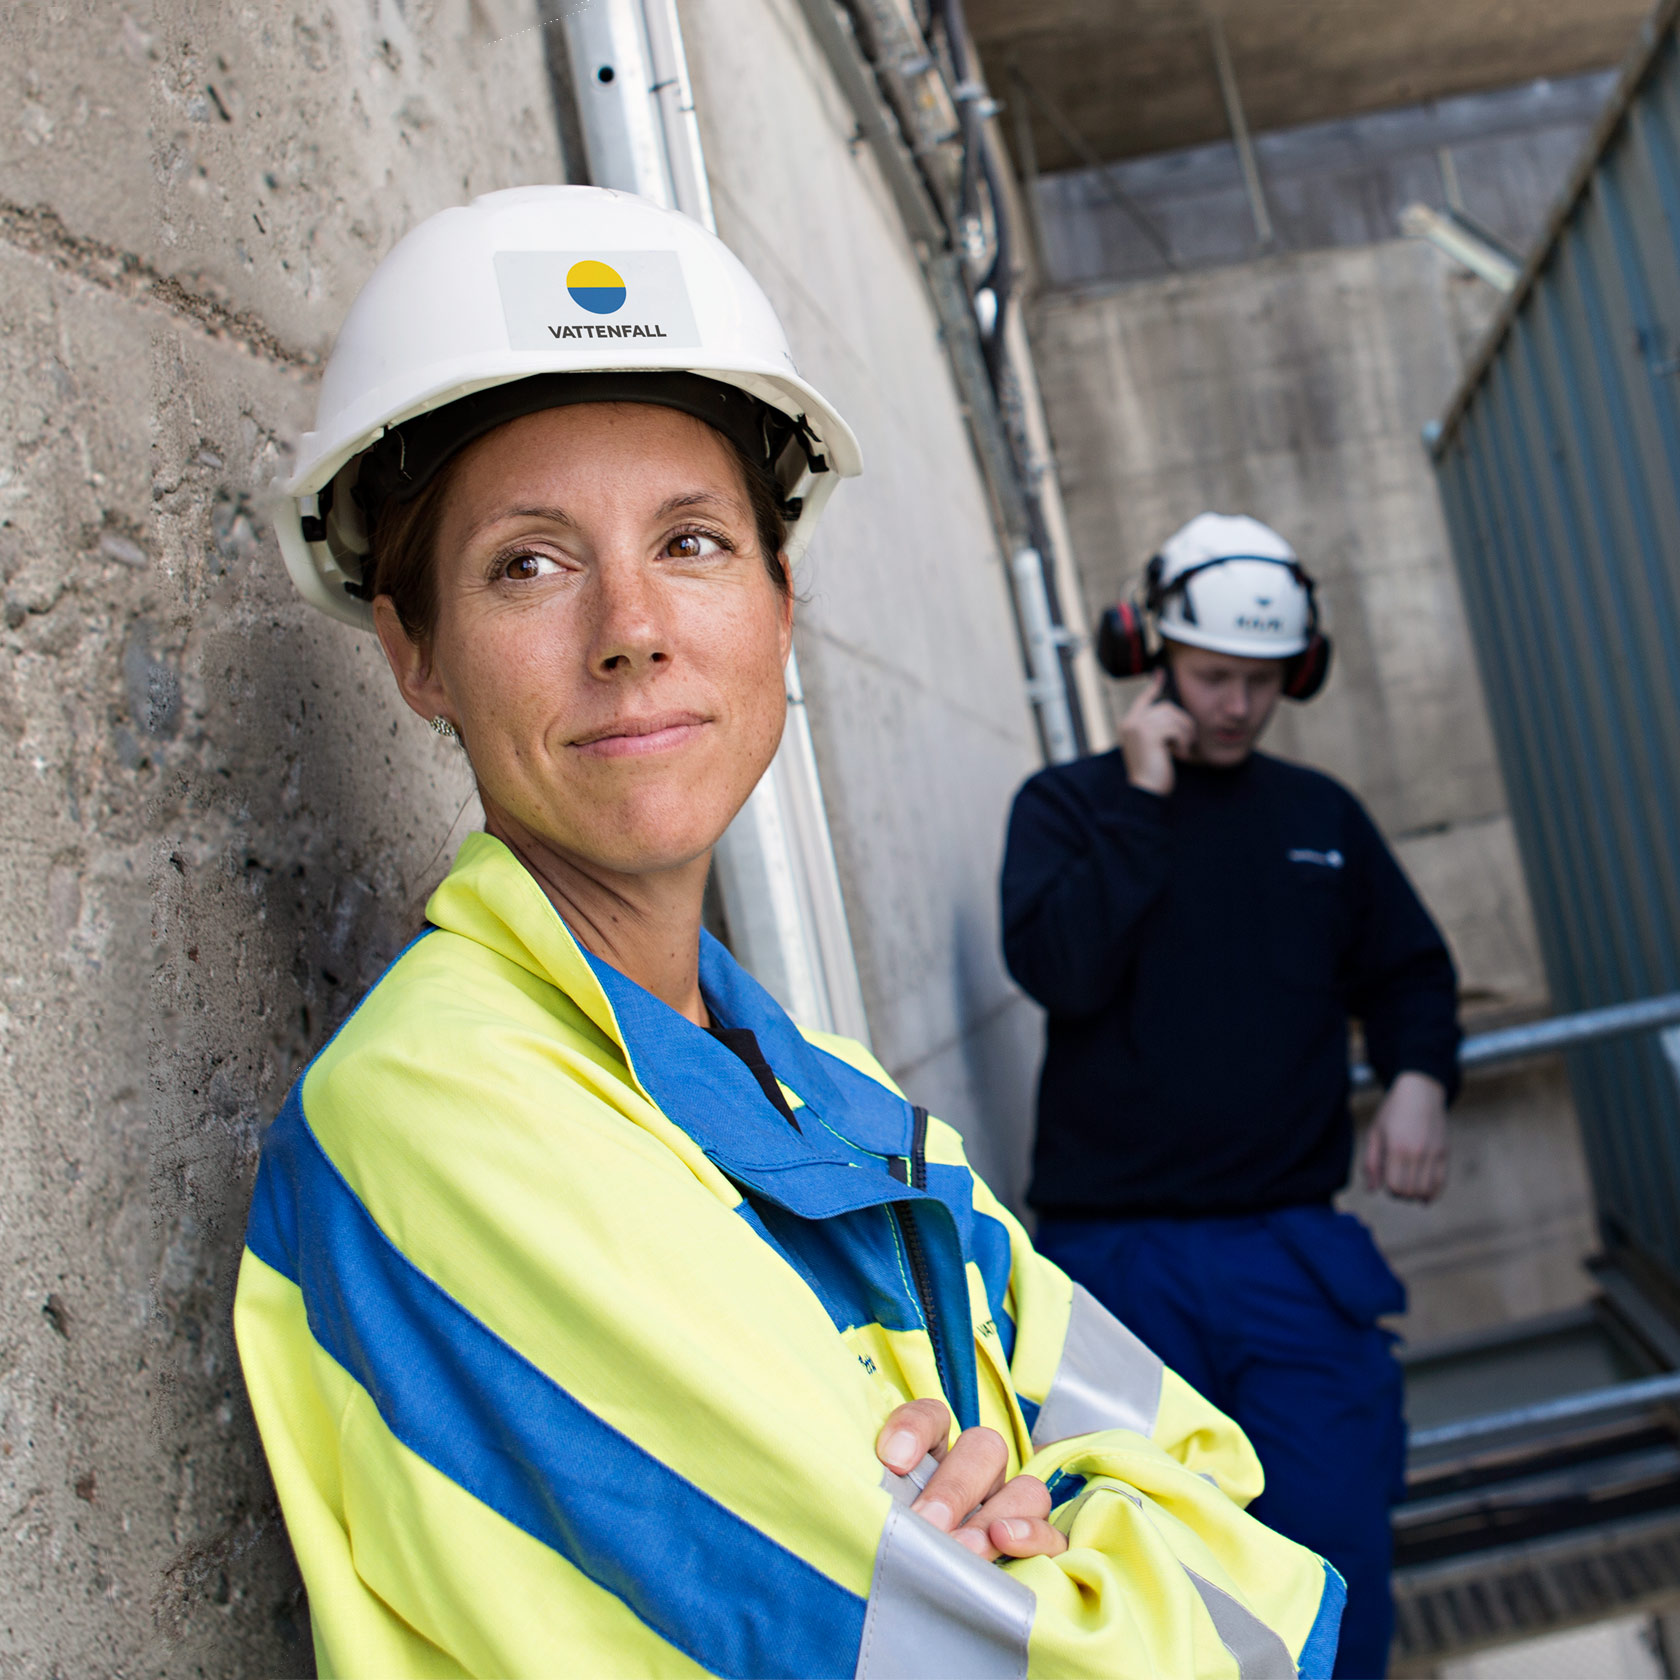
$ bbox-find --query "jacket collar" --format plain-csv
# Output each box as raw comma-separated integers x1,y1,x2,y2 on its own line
425,833,917,1220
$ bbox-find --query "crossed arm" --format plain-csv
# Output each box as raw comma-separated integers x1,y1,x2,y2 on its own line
874,1398,1068,1563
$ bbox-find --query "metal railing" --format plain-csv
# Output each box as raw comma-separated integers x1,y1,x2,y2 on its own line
1409,1368,1680,1453
1352,991,1680,1093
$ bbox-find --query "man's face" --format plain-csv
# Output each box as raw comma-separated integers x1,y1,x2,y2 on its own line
1166,642,1287,767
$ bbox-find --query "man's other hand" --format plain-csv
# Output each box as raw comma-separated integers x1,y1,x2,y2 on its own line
1363,1070,1449,1202
876,1398,1068,1562
1119,671,1196,795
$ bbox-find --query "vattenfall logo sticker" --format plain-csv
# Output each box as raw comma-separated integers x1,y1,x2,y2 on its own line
495,251,701,350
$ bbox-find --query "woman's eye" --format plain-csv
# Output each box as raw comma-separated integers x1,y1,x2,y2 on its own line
664,532,724,561
500,551,560,581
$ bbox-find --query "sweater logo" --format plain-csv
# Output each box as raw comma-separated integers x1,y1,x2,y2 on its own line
1288,847,1344,869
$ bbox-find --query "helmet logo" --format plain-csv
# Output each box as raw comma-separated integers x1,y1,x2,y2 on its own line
567,259,627,316
497,251,701,348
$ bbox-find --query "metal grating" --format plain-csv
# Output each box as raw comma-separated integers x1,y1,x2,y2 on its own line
1392,1508,1680,1669
1431,0,1680,1297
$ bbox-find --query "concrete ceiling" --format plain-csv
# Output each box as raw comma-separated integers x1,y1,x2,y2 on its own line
968,0,1649,172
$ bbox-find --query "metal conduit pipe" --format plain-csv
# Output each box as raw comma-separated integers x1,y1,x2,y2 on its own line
948,0,1102,761
968,90,1081,763
997,292,1113,751
819,0,1094,763
556,0,871,1044
932,0,987,262
1010,547,1079,765
977,114,1110,752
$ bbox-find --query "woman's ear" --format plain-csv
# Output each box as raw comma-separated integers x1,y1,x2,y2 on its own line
372,595,451,727
776,552,795,665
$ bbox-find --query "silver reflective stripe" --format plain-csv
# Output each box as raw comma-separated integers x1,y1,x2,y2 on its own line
1054,1482,1297,1678
1186,1569,1297,1680
1055,1473,1140,1527
879,1453,941,1509
1030,1281,1164,1448
854,1504,1034,1680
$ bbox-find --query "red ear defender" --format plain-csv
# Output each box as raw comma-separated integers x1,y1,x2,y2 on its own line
1097,601,1156,678
1284,631,1332,701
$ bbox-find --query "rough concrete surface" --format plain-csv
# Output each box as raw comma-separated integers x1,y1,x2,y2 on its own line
2,1,557,1671
1029,236,1601,1340
1394,813,1550,1018
10,0,561,354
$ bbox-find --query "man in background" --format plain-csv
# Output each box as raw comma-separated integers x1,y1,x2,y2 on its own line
1000,512,1460,1678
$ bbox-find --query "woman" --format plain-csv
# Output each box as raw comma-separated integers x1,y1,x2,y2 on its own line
237,186,1343,1678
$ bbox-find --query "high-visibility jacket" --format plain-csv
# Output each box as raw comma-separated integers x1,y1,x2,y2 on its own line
235,832,1344,1679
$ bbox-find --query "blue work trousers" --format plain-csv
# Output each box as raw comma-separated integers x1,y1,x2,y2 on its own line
1036,1206,1407,1680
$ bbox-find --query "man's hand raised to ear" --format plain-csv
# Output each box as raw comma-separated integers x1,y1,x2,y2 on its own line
1119,670,1196,795
875,1398,1069,1562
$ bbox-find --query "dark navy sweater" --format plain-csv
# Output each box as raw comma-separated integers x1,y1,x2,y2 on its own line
1001,750,1460,1218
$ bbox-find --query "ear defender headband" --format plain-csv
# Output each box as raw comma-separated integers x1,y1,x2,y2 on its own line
1095,553,1333,701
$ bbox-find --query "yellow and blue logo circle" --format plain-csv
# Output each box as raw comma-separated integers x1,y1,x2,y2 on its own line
567,259,627,316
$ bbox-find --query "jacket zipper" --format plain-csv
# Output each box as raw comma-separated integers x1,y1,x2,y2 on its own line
891,1106,954,1408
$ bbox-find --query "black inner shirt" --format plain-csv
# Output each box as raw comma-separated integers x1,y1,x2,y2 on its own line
707,1023,801,1131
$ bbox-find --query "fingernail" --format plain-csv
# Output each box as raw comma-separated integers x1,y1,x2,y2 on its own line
883,1430,917,1470
1002,1518,1030,1541
914,1499,952,1529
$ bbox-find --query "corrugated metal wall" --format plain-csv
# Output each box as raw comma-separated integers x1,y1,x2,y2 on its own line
1432,1,1680,1293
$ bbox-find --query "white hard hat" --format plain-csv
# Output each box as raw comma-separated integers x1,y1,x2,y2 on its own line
275,185,863,628
1149,513,1316,659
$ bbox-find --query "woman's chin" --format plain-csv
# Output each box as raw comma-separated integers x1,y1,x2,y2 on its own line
576,748,776,869
567,800,744,878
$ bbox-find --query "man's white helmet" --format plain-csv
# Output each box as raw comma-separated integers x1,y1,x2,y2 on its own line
1151,513,1315,659
275,185,862,628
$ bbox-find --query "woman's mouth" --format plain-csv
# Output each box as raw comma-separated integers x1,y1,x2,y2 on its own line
568,712,711,759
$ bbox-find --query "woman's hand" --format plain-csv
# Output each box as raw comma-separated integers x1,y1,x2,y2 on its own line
875,1398,1069,1562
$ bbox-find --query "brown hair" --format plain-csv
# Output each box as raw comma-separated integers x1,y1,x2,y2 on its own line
367,429,791,643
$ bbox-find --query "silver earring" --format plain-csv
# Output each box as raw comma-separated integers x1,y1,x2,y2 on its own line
430,715,458,741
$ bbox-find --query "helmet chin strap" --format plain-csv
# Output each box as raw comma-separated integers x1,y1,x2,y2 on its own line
1148,552,1316,618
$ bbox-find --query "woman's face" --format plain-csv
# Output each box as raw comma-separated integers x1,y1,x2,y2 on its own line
377,402,793,877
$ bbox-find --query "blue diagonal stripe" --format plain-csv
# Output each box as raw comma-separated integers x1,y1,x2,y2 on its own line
245,1087,868,1679
1298,1561,1347,1680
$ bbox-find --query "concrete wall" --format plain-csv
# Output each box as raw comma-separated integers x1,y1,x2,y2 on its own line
1027,239,1598,1341
1,1,559,1670
682,0,1045,1205
2,0,1050,1669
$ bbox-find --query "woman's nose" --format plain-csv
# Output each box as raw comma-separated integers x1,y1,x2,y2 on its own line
588,558,670,674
